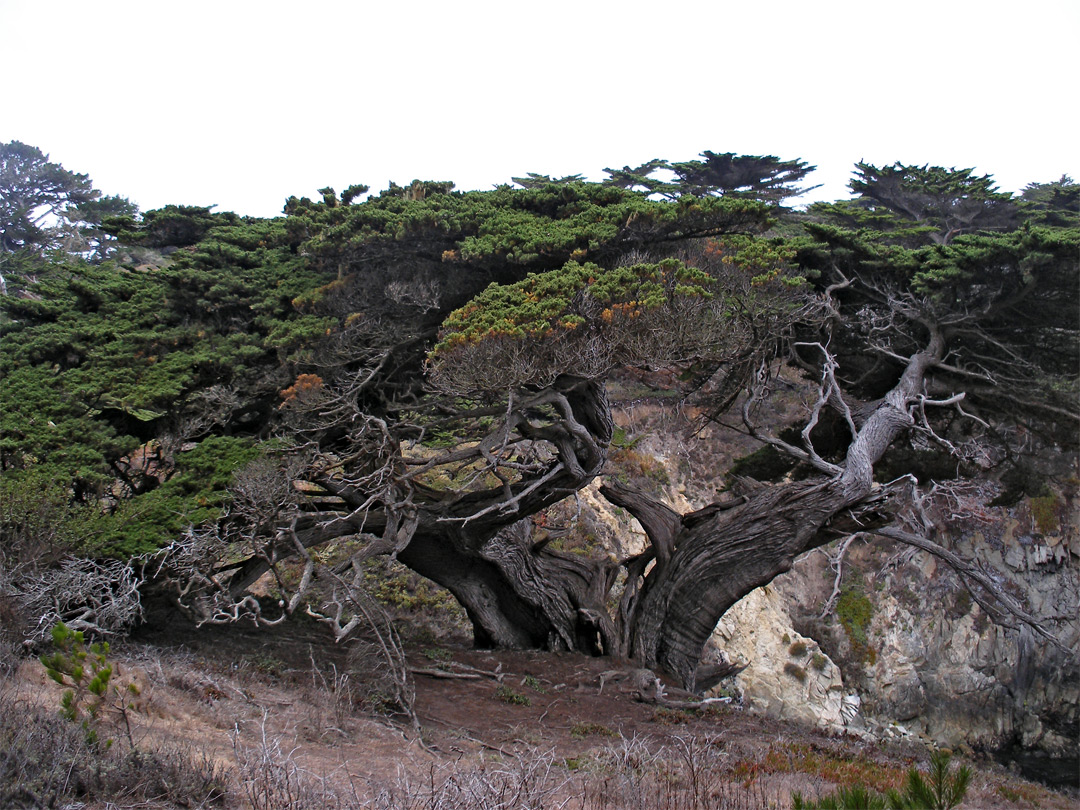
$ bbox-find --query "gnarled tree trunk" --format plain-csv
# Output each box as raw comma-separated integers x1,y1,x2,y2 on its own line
605,331,944,689
397,520,619,653
394,375,620,653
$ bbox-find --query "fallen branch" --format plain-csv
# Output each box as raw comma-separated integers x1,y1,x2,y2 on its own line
649,696,734,710
410,667,483,680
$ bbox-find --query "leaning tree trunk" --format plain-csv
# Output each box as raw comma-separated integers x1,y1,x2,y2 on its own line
399,332,943,675
176,375,621,650
613,331,944,690
613,477,871,689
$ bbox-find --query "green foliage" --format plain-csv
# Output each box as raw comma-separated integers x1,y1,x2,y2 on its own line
668,151,819,204
892,750,969,810
1028,493,1060,535
601,151,818,205
601,159,674,196
1,246,304,478
1,156,783,571
570,721,617,739
0,140,99,254
610,447,671,493
102,203,237,248
523,674,546,692
609,426,640,450
651,706,696,724
80,436,261,556
363,557,467,622
800,166,1079,431
795,750,971,810
1,204,331,559
847,162,1017,244
1020,174,1079,228
5,141,1074,687
512,172,586,189
288,177,769,285
38,622,132,749
422,647,454,666
0,433,256,559
427,251,795,394
434,258,712,351
792,784,888,809
495,685,531,706
836,581,876,665
0,465,87,560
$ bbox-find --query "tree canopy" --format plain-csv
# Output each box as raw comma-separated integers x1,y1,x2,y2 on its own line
0,141,134,264
1,147,1076,694
600,152,818,205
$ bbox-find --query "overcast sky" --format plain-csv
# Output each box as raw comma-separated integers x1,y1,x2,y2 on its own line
3,0,1077,218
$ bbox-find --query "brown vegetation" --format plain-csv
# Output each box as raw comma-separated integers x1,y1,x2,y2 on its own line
2,615,1073,809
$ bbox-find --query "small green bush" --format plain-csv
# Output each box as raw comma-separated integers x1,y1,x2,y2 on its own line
836,581,877,664
570,721,617,739
652,706,694,724
496,685,531,706
39,622,137,749
1029,493,1060,534
523,674,546,693
888,750,971,810
423,647,454,666
837,586,873,647
793,784,887,809
610,426,640,449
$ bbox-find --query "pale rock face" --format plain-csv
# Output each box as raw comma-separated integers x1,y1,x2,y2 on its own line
709,586,847,730
865,523,1078,758
866,597,927,722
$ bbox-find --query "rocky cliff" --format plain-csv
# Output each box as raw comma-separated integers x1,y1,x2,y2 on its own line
600,396,1079,786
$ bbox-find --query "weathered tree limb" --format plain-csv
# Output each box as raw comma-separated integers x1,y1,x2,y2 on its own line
871,526,1072,656
818,534,860,619
409,668,482,680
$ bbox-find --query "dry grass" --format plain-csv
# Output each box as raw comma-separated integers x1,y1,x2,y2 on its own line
732,740,908,793
580,733,779,810
0,679,229,808
1,628,1074,810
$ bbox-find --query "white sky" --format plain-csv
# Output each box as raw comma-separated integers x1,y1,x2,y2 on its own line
3,0,1077,218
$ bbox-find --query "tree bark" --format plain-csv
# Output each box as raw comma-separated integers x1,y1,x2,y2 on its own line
395,376,618,652
392,335,944,680
615,332,944,689
397,519,619,653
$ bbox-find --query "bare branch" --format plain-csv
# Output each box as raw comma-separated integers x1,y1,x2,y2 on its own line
742,358,844,476
817,534,860,619
871,526,1071,656
18,558,143,640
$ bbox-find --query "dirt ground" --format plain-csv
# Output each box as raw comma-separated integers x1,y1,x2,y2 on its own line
7,612,1076,809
